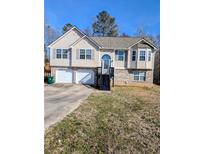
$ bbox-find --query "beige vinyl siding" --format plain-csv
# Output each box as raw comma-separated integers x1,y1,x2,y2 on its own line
99,49,127,69
99,49,115,67
50,29,83,67
128,42,154,69
99,49,129,69
129,49,138,68
71,37,99,68
129,43,139,69
52,29,83,48
137,48,152,69
49,28,156,69
50,48,71,66
114,50,128,69
145,49,153,69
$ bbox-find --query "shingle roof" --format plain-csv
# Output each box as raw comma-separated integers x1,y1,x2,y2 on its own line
90,37,154,49
48,26,157,49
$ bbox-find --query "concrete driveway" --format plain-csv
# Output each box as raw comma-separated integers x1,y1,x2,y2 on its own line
44,84,94,129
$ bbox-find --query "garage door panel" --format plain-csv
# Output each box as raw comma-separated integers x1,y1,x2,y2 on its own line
56,69,72,83
76,69,95,85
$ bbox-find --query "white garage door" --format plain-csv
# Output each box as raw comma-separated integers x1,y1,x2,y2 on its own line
76,69,95,85
56,69,72,83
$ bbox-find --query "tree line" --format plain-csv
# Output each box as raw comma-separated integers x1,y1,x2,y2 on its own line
45,10,160,62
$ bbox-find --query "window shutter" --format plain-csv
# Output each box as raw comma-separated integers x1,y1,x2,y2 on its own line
91,49,95,60
125,51,127,61
115,50,118,60
136,50,138,61
53,48,56,59
132,51,136,61
76,49,79,59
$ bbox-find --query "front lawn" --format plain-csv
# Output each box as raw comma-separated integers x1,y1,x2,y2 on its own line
45,85,160,154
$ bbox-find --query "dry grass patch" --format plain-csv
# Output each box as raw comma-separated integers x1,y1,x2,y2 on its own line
45,85,160,154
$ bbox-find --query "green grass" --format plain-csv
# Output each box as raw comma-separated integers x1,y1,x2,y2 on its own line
45,85,160,154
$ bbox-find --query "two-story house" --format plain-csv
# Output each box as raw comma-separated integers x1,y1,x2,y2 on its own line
48,26,157,87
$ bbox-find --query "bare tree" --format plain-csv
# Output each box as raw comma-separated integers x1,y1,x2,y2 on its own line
83,27,93,36
155,34,160,48
44,25,61,46
147,34,160,48
135,25,160,48
44,20,61,62
136,25,147,37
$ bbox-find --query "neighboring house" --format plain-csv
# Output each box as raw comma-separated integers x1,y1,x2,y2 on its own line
48,26,158,87
154,50,160,85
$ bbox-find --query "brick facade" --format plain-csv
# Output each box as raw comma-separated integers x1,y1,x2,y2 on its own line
114,69,153,85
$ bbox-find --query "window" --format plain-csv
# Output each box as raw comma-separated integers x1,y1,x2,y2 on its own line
102,54,111,69
80,49,92,60
148,51,151,61
86,49,91,60
62,49,68,59
132,51,136,61
103,60,109,69
80,49,85,59
116,50,124,61
56,49,69,59
56,49,61,59
134,71,146,81
139,51,146,61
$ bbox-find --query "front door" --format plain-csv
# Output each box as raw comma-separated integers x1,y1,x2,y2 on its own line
101,54,111,74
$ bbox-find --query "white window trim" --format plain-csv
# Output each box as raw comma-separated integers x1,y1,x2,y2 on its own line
80,49,92,60
56,49,62,59
116,50,125,61
56,48,69,59
148,51,151,61
86,49,92,60
134,71,146,81
62,49,69,59
138,49,152,62
139,50,146,61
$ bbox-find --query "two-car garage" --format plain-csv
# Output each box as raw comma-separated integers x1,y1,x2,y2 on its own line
55,68,95,85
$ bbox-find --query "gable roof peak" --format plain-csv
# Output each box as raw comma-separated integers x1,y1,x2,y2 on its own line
48,26,87,47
